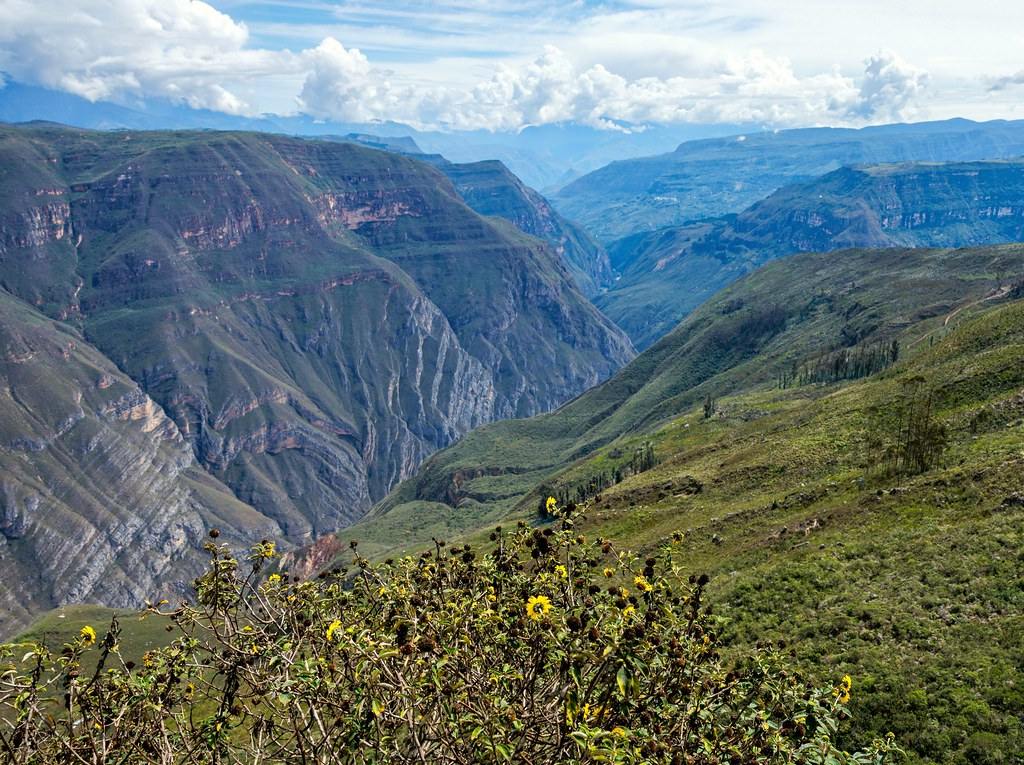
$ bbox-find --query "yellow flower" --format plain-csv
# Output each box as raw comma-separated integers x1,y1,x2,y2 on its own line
603,567,615,578
611,726,628,738
634,575,653,593
622,605,636,619
554,564,567,579
525,595,552,621
837,674,852,704
267,573,281,584
79,625,97,645
326,619,342,641
250,642,259,655
545,496,558,514
255,541,276,559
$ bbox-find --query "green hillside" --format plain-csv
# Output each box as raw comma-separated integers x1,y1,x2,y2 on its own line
353,244,1024,762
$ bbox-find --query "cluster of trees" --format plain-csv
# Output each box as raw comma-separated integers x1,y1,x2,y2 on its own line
0,511,902,763
778,340,900,389
867,377,949,476
539,444,658,517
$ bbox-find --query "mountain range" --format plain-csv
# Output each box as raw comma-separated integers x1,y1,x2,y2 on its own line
596,157,1024,348
0,79,745,190
4,111,1024,762
0,122,633,633
553,118,1024,242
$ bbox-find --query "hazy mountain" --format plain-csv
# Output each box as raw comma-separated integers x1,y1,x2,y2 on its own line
597,158,1024,348
0,79,746,190
553,118,1024,242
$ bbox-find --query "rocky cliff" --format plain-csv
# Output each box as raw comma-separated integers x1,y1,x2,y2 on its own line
0,123,634,632
431,159,614,297
329,135,614,297
0,288,273,635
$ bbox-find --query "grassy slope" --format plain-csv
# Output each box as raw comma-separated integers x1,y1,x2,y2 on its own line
570,301,1024,764
354,244,1024,763
373,245,1023,525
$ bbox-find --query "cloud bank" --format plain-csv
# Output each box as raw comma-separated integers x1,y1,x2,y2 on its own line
0,0,932,131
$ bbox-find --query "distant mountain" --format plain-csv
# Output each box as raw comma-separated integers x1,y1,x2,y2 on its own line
553,119,1024,242
332,133,424,155
428,159,614,296
0,123,633,632
597,158,1024,348
0,79,746,190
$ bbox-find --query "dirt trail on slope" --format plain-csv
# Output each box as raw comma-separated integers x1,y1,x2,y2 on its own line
910,285,1012,349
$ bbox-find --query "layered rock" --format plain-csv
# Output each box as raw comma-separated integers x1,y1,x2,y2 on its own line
0,124,634,629
0,289,272,635
598,158,1024,348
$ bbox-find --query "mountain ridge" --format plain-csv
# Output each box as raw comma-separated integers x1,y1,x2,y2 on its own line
553,118,1024,242
596,157,1024,348
0,122,634,632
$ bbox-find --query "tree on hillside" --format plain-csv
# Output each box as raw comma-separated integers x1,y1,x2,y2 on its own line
867,377,948,476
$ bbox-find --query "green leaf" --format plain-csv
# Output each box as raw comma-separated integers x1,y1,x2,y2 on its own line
616,665,630,698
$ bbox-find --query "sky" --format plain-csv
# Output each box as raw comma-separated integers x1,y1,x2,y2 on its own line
0,0,1022,133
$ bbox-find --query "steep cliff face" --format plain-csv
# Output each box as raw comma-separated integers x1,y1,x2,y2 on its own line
431,159,614,297
598,158,1024,349
0,124,633,629
0,289,271,635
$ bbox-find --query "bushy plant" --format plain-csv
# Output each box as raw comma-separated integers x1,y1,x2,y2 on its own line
0,506,901,764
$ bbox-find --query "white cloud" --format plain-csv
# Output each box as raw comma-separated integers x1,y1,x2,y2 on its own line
298,38,380,123
295,43,928,132
0,0,933,130
989,71,1024,92
0,0,297,114
840,52,929,122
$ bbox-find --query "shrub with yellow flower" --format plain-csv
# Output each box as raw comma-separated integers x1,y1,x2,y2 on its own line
0,505,900,764
837,674,853,704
